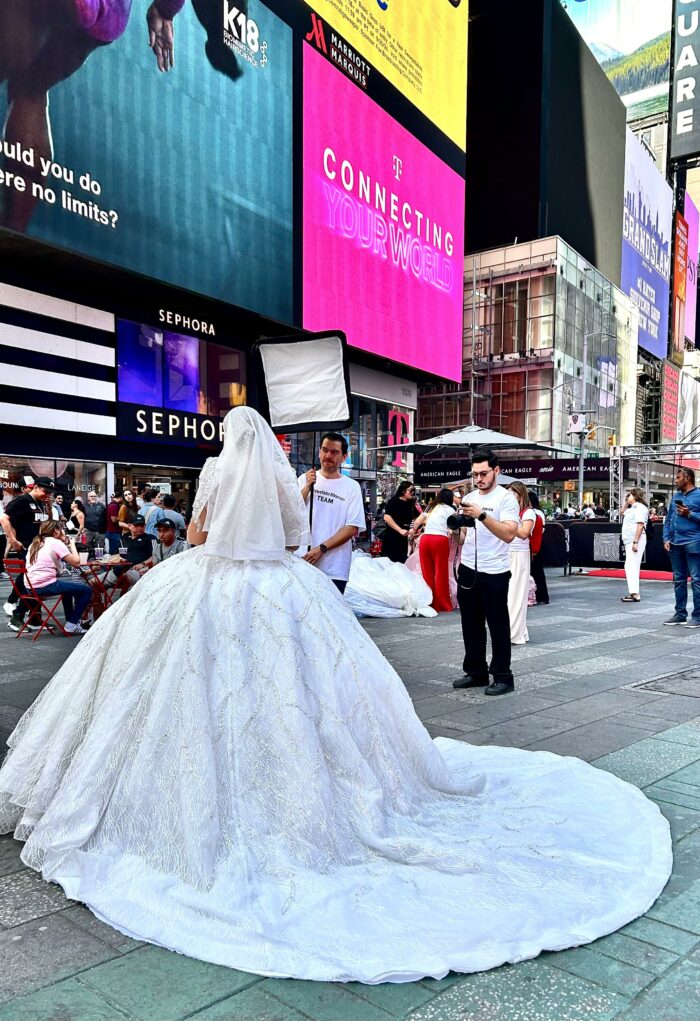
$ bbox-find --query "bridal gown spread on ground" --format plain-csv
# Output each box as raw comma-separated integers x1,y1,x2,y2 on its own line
0,410,672,984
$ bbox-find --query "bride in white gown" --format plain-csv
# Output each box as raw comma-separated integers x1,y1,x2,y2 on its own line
0,407,671,984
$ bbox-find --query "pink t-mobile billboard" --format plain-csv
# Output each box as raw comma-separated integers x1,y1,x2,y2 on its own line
302,45,465,382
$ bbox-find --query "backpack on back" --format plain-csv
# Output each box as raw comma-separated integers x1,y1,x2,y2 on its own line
523,509,544,555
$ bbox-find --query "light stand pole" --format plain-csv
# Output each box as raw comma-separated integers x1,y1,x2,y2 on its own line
578,332,588,513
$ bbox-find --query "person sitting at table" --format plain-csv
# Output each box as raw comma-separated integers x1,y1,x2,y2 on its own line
152,518,189,563
25,521,92,636
104,514,155,594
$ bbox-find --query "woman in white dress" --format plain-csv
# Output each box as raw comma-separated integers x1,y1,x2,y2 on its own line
621,488,650,603
507,482,536,645
0,408,671,984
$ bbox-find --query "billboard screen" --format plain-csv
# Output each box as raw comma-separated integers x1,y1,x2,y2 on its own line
564,0,671,102
686,194,699,346
673,211,689,364
116,320,246,447
679,368,700,442
307,0,468,151
0,2,293,322
302,45,465,382
662,360,681,443
621,128,672,360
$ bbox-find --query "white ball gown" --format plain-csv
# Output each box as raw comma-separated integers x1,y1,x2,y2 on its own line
0,409,671,984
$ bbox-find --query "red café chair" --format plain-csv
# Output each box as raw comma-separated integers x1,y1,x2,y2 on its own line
3,559,70,640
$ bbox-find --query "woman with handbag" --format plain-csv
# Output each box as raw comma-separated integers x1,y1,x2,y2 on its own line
380,481,420,563
621,488,649,603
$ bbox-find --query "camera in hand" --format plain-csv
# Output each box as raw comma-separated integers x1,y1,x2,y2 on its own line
447,512,475,529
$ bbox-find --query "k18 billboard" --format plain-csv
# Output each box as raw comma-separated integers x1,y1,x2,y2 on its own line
302,45,465,383
307,0,468,151
620,128,672,360
0,1,293,322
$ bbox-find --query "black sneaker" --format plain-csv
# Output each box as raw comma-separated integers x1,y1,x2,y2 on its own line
664,615,687,625
7,616,23,632
24,620,42,632
684,621,700,629
485,681,515,696
452,675,489,689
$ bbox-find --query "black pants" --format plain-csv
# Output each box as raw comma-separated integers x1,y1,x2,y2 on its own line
332,579,347,594
3,549,40,622
456,565,513,684
530,551,549,604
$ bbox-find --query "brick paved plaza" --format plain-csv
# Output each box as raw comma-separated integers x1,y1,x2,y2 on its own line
2,572,700,1020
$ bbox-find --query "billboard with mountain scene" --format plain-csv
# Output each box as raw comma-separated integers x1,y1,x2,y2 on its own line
565,0,671,105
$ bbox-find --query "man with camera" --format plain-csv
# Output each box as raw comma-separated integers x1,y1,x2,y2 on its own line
449,448,519,696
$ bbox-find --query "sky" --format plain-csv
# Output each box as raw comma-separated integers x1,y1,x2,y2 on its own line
564,0,671,56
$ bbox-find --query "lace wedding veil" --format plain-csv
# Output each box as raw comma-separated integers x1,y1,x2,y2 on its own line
191,406,309,560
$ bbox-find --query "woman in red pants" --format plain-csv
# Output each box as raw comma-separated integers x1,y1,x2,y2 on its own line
416,488,455,612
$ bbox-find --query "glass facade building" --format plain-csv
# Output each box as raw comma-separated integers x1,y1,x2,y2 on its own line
418,238,640,455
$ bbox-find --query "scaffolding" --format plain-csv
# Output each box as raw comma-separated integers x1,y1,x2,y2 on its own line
609,433,700,514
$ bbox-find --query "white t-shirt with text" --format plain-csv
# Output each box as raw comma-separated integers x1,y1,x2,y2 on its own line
460,486,520,574
297,473,365,581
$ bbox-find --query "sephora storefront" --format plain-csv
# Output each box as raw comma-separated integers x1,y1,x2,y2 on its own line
0,281,249,514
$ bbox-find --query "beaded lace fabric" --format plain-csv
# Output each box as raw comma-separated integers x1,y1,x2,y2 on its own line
0,412,672,983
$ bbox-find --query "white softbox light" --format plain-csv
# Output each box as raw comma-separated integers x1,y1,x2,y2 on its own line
252,331,352,432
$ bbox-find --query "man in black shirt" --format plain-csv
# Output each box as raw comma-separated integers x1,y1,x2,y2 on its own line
104,515,155,593
1,476,53,631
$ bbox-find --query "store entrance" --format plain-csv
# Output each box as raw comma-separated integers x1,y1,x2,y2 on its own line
115,464,200,519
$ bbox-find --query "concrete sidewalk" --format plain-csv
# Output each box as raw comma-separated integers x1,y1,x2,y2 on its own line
1,572,700,1020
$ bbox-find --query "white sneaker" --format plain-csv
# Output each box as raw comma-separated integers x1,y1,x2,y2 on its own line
64,622,86,635
3,601,14,616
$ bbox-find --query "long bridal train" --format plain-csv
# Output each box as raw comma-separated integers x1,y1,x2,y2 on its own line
0,408,672,984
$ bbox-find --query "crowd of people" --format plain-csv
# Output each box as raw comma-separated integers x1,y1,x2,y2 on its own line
2,453,700,669
0,476,190,635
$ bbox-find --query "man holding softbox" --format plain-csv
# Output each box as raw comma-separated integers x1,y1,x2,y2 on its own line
449,448,519,697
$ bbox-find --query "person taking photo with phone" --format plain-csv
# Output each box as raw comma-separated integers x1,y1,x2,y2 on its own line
663,466,700,627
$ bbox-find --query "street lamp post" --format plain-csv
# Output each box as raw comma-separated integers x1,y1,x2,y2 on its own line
572,329,615,511
577,332,589,513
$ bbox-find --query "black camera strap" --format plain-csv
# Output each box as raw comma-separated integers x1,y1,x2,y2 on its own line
454,522,478,592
